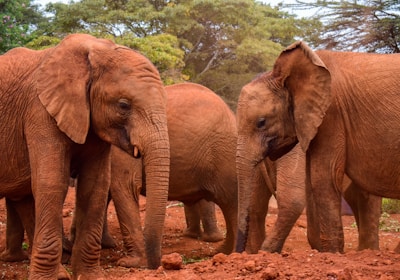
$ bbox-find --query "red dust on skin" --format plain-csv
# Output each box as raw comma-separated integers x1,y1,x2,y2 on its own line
1,188,400,279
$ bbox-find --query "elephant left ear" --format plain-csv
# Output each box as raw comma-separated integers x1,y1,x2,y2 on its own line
36,34,115,144
272,41,332,152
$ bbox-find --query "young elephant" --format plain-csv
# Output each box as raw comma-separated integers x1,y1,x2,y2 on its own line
0,33,170,278
236,41,399,253
242,144,383,254
108,83,238,268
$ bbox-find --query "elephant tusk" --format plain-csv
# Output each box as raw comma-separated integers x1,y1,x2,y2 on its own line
260,161,277,198
133,146,139,158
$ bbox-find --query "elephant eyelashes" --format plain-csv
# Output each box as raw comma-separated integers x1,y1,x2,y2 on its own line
256,117,267,129
118,98,131,111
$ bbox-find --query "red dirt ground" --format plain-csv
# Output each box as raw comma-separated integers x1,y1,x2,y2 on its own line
1,187,400,279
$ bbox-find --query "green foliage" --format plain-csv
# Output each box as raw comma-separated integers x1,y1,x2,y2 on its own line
382,198,400,214
182,255,209,264
0,0,34,53
115,33,185,84
22,242,29,251
379,212,400,232
24,35,61,50
14,0,313,105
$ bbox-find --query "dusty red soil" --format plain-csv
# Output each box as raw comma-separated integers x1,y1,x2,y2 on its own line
1,187,400,279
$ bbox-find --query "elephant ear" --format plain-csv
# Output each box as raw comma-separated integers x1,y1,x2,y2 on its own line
272,41,332,152
36,34,115,144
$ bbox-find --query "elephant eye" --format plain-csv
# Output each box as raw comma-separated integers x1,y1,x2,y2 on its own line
256,117,267,129
118,98,131,111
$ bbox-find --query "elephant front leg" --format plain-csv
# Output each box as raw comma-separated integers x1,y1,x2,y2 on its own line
71,147,111,279
306,149,345,253
109,161,146,268
262,187,305,253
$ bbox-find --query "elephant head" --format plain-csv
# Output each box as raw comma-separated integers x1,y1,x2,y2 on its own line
235,41,331,252
36,34,170,269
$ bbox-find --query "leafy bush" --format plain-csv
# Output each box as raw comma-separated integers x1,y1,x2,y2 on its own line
382,198,400,214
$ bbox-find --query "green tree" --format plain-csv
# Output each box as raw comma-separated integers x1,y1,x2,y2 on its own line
161,0,310,108
31,0,312,108
291,0,400,53
0,0,42,53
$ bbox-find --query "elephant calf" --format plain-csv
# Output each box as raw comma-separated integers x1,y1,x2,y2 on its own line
100,82,238,268
241,144,383,254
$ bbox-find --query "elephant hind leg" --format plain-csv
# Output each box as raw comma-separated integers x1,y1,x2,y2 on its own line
199,200,224,242
183,202,202,239
0,198,30,262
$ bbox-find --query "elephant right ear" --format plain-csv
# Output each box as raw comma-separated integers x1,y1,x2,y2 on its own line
271,41,332,152
36,34,114,144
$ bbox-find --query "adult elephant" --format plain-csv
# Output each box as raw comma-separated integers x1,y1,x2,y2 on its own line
236,41,400,253
108,83,238,268
239,144,382,254
0,33,170,279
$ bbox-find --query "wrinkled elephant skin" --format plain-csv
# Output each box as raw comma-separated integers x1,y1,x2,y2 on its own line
0,34,169,279
236,143,382,254
236,41,400,253
109,83,238,267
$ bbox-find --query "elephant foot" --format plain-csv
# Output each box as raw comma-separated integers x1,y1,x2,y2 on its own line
117,255,146,268
201,231,224,242
0,249,28,262
101,233,117,249
216,241,233,255
58,264,72,280
183,227,202,239
261,239,283,253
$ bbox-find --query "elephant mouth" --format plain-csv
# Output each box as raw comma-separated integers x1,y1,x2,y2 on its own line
265,137,298,161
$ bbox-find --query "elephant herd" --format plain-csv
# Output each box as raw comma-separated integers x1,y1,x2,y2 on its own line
0,34,399,280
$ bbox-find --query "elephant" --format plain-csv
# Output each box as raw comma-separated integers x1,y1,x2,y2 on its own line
235,40,400,254
239,143,382,254
0,33,170,279
106,82,238,267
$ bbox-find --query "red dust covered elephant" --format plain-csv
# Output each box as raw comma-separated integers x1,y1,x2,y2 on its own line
0,33,170,279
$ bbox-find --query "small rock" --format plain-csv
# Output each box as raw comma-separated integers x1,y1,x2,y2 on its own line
212,253,227,265
261,267,279,280
161,253,183,270
244,260,256,271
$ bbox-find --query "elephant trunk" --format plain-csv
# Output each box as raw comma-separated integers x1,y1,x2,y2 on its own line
141,129,170,269
235,141,257,253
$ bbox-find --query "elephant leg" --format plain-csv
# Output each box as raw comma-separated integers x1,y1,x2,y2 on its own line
101,194,117,249
0,198,28,262
246,176,270,253
306,180,321,250
262,148,306,253
199,200,224,242
109,161,146,268
71,147,111,278
262,187,305,253
183,202,202,239
343,182,381,250
216,200,237,254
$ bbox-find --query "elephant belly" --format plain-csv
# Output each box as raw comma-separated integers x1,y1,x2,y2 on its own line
0,158,32,198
